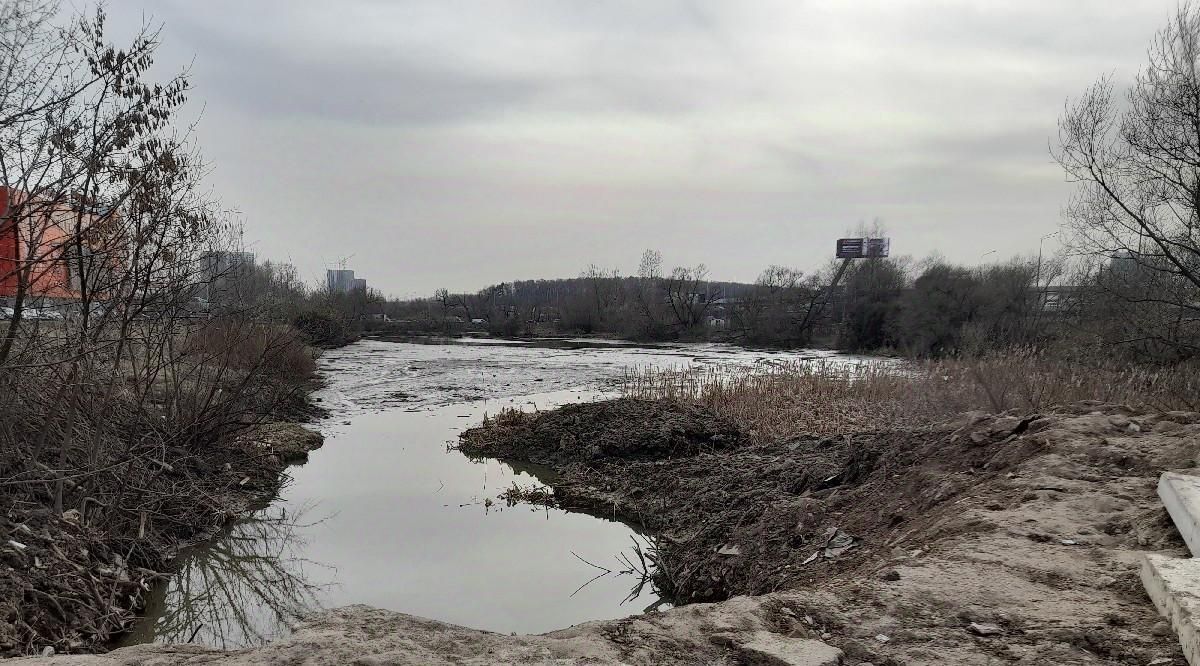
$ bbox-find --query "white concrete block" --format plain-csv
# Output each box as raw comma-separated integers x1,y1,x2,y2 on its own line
1159,472,1200,558
1141,553,1200,666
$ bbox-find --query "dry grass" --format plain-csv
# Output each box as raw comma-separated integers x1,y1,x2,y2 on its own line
619,349,1200,442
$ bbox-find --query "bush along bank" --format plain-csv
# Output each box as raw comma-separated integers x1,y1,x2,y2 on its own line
0,327,327,657
459,397,1199,665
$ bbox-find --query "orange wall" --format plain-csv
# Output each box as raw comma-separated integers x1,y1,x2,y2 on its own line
0,186,90,300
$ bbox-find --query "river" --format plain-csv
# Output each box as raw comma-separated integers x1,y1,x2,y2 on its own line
122,336,858,649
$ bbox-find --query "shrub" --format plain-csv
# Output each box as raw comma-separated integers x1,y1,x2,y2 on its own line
292,309,357,348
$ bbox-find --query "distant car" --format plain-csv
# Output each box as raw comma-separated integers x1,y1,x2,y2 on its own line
21,307,65,321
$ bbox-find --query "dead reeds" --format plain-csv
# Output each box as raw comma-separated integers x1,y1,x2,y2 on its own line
618,348,1200,442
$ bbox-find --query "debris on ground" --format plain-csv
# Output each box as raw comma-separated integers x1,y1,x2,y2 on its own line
966,622,1003,636
0,421,323,657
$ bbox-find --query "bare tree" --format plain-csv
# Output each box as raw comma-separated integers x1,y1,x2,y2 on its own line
1055,4,1200,358
665,263,711,331
0,5,321,652
729,265,798,344
630,249,667,338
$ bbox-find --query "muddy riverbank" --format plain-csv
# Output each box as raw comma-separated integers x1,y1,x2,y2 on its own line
461,398,1199,664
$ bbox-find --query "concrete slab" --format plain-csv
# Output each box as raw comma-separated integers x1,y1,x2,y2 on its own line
1141,553,1200,666
1159,472,1200,558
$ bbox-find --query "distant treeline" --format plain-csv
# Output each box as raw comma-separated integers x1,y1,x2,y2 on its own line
342,246,1194,362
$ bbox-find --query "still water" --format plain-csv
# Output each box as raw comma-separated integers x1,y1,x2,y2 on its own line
123,337,854,649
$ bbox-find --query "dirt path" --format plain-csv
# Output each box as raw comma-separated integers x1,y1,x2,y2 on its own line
460,399,1200,665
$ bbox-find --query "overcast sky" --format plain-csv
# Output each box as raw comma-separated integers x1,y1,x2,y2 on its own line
101,0,1176,296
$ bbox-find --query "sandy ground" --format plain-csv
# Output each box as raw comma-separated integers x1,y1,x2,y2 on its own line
27,601,848,665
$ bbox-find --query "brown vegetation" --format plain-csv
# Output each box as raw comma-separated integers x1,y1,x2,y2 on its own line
619,351,1200,443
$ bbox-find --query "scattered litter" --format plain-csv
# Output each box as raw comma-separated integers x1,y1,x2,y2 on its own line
716,544,742,556
875,634,890,643
821,527,858,558
1059,539,1077,546
967,622,1003,636
6,540,27,551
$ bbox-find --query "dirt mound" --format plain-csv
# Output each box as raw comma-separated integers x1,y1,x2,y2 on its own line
468,401,1200,665
458,398,745,466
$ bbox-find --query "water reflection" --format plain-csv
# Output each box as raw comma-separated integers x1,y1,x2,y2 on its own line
121,505,333,649
570,535,672,614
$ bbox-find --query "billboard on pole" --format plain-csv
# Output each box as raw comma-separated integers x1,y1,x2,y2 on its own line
836,237,890,259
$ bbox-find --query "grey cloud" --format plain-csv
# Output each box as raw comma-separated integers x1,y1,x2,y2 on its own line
168,25,551,126
97,0,1179,295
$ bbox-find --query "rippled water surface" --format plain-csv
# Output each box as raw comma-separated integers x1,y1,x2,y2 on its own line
124,337,862,649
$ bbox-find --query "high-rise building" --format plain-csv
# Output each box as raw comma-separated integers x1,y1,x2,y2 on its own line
326,269,356,294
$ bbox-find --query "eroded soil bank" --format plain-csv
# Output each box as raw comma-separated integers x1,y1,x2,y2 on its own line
458,398,1200,665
